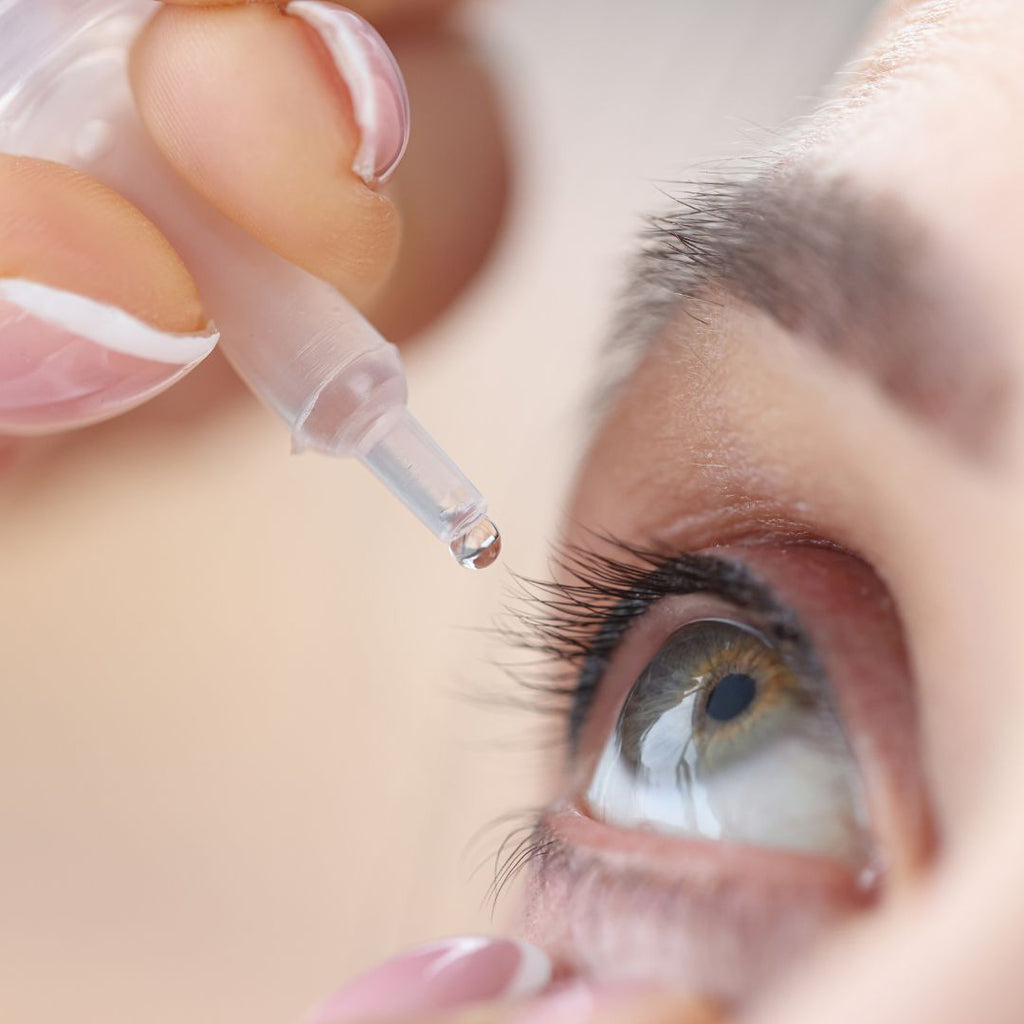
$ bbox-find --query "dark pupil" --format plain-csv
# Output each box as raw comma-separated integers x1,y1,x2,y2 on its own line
705,672,757,722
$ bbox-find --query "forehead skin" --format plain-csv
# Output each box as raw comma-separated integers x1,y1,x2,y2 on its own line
567,3,1024,1022
808,0,1024,432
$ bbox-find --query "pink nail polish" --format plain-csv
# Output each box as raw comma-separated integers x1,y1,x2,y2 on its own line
285,1,411,185
0,279,219,435
306,936,552,1024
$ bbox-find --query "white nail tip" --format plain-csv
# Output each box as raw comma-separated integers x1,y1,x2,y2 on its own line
402,936,551,1000
505,940,554,1000
285,0,410,184
0,278,220,365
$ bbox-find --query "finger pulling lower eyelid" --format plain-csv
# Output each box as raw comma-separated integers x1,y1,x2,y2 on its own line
305,937,551,1024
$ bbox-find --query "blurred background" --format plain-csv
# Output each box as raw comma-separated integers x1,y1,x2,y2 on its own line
0,1,874,1021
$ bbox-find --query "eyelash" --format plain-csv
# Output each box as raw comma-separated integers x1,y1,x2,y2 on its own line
502,536,811,750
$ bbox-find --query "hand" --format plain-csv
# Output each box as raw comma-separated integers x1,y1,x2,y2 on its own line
0,0,508,452
294,936,721,1024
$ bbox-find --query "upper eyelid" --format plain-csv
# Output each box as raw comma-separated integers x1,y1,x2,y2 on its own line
504,539,810,752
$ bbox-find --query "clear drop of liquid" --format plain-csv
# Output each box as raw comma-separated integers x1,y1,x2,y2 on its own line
450,517,501,570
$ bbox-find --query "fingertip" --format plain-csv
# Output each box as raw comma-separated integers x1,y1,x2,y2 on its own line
131,3,403,306
0,155,204,333
0,156,217,434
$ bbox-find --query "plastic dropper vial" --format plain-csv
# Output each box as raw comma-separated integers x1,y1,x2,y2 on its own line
197,211,503,572
0,0,500,570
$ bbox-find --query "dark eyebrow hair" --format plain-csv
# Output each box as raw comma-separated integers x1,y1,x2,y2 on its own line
608,170,1011,456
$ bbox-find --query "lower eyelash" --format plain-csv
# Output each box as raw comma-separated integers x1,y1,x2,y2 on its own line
499,535,804,751
521,807,874,1003
485,812,556,914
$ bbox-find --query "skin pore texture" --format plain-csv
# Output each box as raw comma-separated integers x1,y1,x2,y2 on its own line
519,0,1024,1021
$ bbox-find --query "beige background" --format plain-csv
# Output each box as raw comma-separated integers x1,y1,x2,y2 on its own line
0,2,872,1021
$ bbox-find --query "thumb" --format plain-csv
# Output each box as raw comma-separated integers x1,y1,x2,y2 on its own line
0,155,217,436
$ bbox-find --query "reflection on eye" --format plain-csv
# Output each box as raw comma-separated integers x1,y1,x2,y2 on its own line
585,618,873,867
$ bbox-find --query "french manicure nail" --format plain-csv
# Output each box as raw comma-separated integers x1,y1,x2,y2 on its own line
285,1,411,185
0,278,219,435
306,936,552,1024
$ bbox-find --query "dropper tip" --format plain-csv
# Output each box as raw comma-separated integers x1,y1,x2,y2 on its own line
450,517,501,570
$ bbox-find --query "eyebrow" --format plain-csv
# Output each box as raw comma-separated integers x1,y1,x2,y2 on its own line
610,170,1011,456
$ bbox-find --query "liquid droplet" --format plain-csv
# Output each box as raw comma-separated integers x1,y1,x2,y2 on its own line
450,517,501,570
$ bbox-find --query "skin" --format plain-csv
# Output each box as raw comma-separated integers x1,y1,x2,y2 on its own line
0,156,204,331
130,3,402,308
314,0,1024,1020
5,0,1023,1021
518,0,1024,1022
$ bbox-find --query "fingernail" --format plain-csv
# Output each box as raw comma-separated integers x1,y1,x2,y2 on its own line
285,1,410,185
306,936,552,1024
0,278,219,435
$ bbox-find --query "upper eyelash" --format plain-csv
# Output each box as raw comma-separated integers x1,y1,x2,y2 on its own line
501,536,806,751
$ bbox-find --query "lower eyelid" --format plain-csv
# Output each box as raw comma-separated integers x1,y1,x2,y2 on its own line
522,804,874,1005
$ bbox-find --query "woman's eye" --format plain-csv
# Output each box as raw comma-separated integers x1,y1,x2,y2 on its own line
585,617,873,867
